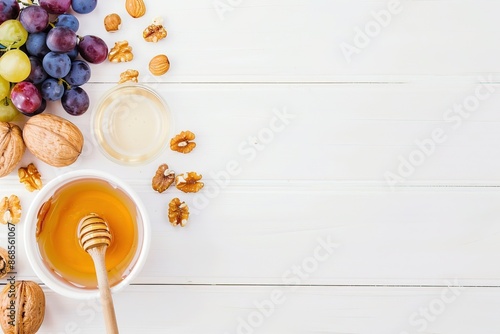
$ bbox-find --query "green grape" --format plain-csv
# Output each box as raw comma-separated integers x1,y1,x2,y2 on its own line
0,75,9,101
0,19,28,49
0,98,20,122
0,49,30,82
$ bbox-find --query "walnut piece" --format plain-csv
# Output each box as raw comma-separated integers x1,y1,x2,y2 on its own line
143,19,167,42
0,247,9,278
152,164,175,193
175,172,204,193
0,194,21,225
170,131,196,153
18,163,42,192
118,69,139,84
108,41,133,63
168,198,189,227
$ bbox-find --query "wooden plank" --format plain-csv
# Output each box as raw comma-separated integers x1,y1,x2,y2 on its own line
71,0,500,82
3,82,500,183
32,284,500,333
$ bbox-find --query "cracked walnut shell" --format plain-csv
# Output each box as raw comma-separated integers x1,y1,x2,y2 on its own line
0,195,21,225
109,41,134,63
0,122,25,178
18,163,42,192
0,281,45,334
176,172,204,193
152,164,175,193
170,131,196,153
168,198,189,227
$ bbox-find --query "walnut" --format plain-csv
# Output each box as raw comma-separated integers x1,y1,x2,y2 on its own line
168,198,189,227
170,130,196,153
108,41,133,63
118,69,139,84
152,164,175,193
23,114,84,167
175,172,204,193
0,281,45,334
0,122,25,177
0,195,21,225
104,13,121,32
143,18,167,43
18,163,42,192
0,247,9,278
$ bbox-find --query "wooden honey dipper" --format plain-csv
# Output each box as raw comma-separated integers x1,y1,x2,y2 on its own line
78,214,119,334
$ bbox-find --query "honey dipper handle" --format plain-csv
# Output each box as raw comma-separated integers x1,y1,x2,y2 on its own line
88,247,119,334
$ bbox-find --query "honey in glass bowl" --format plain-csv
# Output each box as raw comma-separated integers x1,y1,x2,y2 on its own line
36,178,140,289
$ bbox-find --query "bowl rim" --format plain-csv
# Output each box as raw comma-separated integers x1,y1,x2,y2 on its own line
24,169,151,299
91,83,173,166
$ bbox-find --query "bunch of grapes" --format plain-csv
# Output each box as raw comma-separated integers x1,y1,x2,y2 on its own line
0,0,108,121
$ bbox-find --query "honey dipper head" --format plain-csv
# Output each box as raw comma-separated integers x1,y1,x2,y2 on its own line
78,214,112,252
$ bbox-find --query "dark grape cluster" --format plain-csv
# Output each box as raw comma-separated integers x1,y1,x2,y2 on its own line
0,0,108,120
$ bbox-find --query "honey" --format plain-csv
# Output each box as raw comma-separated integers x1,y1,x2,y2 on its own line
36,178,140,289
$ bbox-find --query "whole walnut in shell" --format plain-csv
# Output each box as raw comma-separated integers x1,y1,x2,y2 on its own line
0,122,25,178
0,280,45,334
23,114,84,167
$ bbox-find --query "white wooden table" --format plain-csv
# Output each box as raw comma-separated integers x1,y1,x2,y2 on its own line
2,0,500,332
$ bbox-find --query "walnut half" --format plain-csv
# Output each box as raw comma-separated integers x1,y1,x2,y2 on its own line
108,40,134,63
168,198,189,227
0,194,21,225
170,131,196,154
175,172,204,193
152,164,175,193
118,69,139,84
18,163,42,192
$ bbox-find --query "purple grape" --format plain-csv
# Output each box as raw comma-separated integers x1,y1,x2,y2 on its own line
39,0,71,14
46,26,77,53
26,32,50,58
71,0,97,14
0,0,20,25
42,52,71,78
55,13,79,32
10,82,43,115
66,46,78,60
62,86,89,116
19,5,49,33
41,78,64,101
64,60,91,86
77,35,108,64
27,56,48,84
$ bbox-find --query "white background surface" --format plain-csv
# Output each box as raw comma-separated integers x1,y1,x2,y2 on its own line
1,0,500,333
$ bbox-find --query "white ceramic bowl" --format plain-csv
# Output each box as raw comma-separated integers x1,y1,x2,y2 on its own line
24,170,150,299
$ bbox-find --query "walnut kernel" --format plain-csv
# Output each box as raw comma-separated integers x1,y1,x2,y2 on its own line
143,19,167,43
18,163,42,192
0,247,9,278
175,172,204,193
152,164,175,193
170,130,196,153
104,13,121,32
168,198,189,227
118,69,139,84
0,194,21,225
108,41,133,63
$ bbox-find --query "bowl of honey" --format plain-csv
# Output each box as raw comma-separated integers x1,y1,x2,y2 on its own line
24,170,151,299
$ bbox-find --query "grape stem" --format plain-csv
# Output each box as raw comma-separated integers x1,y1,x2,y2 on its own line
59,79,71,90
17,0,34,7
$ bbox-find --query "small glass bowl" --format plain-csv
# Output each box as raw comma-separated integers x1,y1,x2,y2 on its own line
92,84,172,165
